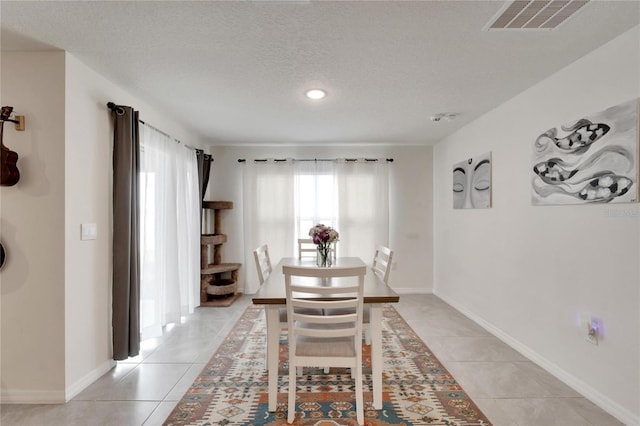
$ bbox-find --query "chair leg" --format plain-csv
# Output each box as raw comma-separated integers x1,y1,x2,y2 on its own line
364,324,371,345
288,362,297,423
355,361,364,425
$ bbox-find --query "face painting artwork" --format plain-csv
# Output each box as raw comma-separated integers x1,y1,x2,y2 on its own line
453,152,492,209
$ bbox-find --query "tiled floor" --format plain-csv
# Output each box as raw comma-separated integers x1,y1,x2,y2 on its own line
0,294,623,426
396,296,623,426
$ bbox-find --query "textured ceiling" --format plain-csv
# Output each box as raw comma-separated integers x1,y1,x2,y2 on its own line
1,1,639,145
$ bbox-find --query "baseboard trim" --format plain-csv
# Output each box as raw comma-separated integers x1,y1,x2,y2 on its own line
0,389,66,404
392,287,432,295
434,290,640,426
65,359,117,401
0,359,116,404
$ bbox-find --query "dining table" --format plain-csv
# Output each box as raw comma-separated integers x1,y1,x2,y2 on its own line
252,256,400,411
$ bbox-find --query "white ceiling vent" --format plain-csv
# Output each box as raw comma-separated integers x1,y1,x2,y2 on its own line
486,0,589,30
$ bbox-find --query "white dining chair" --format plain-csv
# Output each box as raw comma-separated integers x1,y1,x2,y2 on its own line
254,245,285,369
253,244,272,285
284,264,367,425
372,245,394,285
298,238,337,260
362,245,394,344
254,244,323,374
324,246,394,345
297,238,316,259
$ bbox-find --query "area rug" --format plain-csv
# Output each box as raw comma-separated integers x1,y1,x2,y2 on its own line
163,304,492,426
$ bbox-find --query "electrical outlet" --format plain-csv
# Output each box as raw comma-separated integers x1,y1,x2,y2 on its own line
585,326,598,345
580,315,599,345
579,314,599,345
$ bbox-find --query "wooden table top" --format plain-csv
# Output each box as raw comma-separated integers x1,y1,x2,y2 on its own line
252,257,400,305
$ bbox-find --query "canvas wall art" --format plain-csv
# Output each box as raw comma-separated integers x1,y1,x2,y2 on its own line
532,99,639,205
453,152,492,209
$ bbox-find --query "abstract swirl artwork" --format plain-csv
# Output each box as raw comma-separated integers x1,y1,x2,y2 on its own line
532,99,639,205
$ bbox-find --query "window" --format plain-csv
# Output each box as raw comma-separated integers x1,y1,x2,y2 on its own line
138,124,200,340
242,158,389,293
295,169,338,242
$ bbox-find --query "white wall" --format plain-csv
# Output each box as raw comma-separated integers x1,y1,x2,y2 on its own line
1,50,208,403
433,26,640,424
207,144,433,295
63,53,208,400
1,52,67,402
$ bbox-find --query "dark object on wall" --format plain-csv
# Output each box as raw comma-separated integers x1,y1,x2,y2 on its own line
0,242,5,270
0,106,23,186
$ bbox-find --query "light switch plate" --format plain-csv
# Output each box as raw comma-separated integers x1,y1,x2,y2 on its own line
81,223,97,241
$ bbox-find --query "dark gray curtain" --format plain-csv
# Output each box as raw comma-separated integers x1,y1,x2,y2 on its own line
196,149,213,220
111,104,140,360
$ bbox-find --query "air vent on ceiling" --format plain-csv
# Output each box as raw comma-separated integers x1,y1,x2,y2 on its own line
486,0,589,30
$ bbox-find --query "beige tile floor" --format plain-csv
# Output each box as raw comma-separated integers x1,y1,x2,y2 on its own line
0,294,623,426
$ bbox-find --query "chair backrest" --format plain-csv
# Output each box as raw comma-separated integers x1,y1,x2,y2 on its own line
372,245,394,284
298,238,337,260
253,244,272,285
297,238,316,260
283,265,366,341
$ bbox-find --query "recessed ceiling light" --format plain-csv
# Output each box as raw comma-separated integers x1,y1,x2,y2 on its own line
305,89,327,100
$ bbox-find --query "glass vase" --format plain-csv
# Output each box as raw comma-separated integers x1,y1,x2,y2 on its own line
316,244,332,267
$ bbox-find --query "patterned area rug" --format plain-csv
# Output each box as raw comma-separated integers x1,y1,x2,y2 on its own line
163,304,492,426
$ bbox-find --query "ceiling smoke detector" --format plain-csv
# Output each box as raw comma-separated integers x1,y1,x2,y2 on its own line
486,0,590,30
430,113,458,122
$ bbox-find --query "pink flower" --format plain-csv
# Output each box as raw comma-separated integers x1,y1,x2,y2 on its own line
308,224,339,244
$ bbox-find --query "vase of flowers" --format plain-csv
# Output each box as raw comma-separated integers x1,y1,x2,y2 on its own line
308,224,339,267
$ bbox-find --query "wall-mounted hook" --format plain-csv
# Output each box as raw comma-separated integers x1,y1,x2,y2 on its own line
14,116,25,131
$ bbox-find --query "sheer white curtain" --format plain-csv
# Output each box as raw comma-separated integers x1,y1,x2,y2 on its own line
242,158,390,292
139,124,200,340
336,160,390,262
242,160,295,294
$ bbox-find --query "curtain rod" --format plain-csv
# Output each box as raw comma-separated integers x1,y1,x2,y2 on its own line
139,119,182,144
197,151,214,163
138,119,202,153
138,120,198,152
107,102,125,115
107,102,200,151
237,158,394,163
